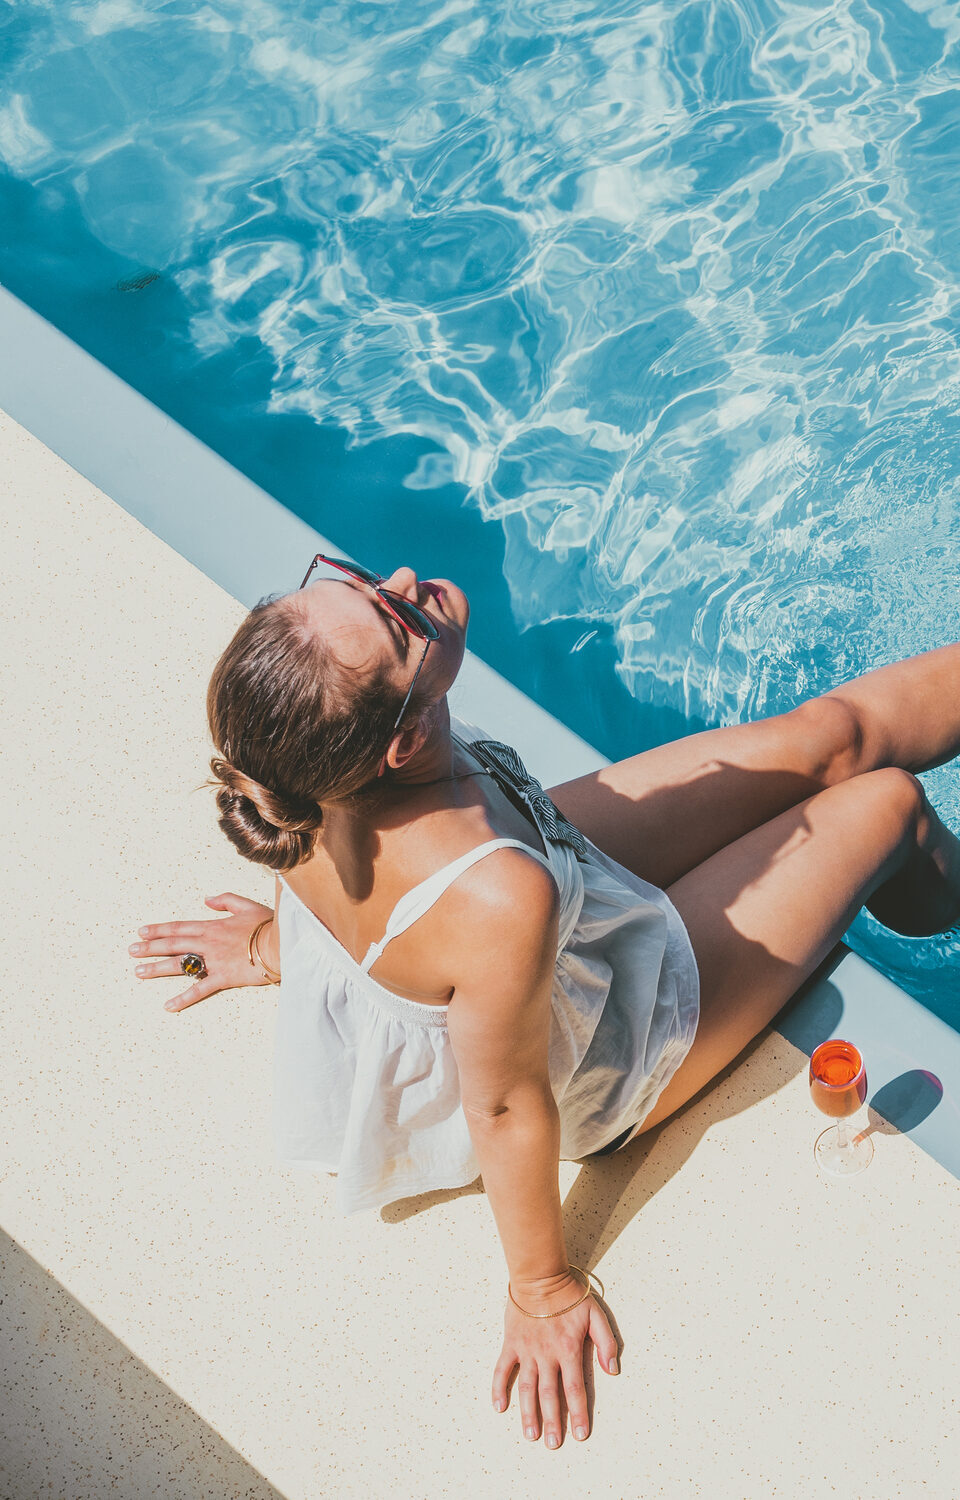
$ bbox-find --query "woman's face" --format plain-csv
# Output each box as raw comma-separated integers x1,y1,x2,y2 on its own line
294,564,470,720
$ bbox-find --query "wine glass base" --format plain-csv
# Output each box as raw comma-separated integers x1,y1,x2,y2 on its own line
814,1123,874,1177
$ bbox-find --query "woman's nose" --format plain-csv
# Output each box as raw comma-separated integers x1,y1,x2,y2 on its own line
381,565,419,600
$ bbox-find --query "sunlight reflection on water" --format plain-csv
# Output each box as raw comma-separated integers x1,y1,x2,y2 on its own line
2,0,959,1014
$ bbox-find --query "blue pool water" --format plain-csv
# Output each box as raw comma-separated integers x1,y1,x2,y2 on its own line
2,0,960,1022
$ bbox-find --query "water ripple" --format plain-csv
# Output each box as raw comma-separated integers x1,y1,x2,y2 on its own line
3,0,960,754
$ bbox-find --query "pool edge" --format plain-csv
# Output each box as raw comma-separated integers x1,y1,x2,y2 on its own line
2,283,958,1185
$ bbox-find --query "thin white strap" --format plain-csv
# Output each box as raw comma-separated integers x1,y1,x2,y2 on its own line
360,837,555,973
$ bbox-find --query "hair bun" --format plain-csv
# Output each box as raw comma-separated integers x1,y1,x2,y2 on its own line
207,757,322,871
210,758,321,833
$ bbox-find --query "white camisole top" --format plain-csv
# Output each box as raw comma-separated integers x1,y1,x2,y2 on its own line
272,714,701,1215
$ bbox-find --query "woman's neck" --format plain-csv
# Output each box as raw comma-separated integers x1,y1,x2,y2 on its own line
316,698,477,850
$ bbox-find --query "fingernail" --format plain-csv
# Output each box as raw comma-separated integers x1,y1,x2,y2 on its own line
136,966,147,976
609,1356,619,1374
575,1425,588,1441
525,1426,537,1441
546,1434,559,1449
164,1000,177,1011
493,1399,503,1412
139,927,148,936
130,945,143,954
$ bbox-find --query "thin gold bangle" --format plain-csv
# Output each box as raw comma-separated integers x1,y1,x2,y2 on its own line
246,918,267,967
508,1263,604,1319
252,924,277,984
248,918,281,984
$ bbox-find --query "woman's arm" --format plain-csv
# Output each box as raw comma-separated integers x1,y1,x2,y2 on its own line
445,851,619,1445
446,854,570,1297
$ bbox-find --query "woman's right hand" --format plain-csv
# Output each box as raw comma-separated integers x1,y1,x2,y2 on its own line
128,891,277,1013
492,1276,620,1447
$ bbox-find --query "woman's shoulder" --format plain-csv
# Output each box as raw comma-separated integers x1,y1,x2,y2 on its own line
417,836,561,993
278,820,558,1008
438,832,558,907
280,796,554,944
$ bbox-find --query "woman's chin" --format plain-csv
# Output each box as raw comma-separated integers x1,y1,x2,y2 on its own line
428,578,469,627
450,581,470,626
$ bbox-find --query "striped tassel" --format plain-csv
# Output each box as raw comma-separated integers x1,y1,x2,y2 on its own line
467,738,591,861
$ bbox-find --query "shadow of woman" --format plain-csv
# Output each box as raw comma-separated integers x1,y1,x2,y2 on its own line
558,944,850,1271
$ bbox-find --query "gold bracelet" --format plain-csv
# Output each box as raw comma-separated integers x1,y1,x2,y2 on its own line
252,919,281,984
248,918,281,984
246,918,267,968
508,1263,604,1319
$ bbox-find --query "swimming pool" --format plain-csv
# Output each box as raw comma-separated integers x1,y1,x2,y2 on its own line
2,0,959,1022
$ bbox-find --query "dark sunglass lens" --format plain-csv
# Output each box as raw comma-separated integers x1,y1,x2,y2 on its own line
323,557,382,585
380,591,439,639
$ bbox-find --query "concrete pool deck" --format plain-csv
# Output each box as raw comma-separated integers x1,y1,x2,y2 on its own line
2,390,960,1495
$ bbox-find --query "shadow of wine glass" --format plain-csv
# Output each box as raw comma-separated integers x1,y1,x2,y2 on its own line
861,1069,944,1141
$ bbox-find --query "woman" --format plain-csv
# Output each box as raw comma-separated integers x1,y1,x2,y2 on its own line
129,554,960,1450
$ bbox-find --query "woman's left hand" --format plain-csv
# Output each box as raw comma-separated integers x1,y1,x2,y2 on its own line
128,892,276,1013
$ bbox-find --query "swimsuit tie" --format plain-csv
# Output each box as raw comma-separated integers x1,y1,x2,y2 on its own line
466,738,592,862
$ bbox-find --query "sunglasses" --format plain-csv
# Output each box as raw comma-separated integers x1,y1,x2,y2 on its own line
298,554,440,742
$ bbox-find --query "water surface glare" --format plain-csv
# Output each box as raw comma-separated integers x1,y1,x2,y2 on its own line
2,0,960,1019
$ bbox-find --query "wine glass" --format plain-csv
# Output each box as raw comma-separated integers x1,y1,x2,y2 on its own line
808,1039,874,1176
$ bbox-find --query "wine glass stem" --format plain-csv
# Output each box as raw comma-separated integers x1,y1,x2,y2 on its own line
835,1115,853,1150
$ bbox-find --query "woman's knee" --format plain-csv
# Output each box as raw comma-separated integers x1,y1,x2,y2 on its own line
788,694,866,786
853,765,927,849
862,764,925,812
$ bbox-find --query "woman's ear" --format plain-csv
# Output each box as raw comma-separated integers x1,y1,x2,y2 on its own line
383,717,428,773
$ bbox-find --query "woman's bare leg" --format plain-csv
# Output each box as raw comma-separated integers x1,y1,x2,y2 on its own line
864,789,960,935
549,696,857,889
637,766,960,1136
820,638,960,776
549,640,960,891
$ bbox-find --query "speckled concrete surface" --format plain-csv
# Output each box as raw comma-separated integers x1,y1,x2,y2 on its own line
2,405,959,1499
